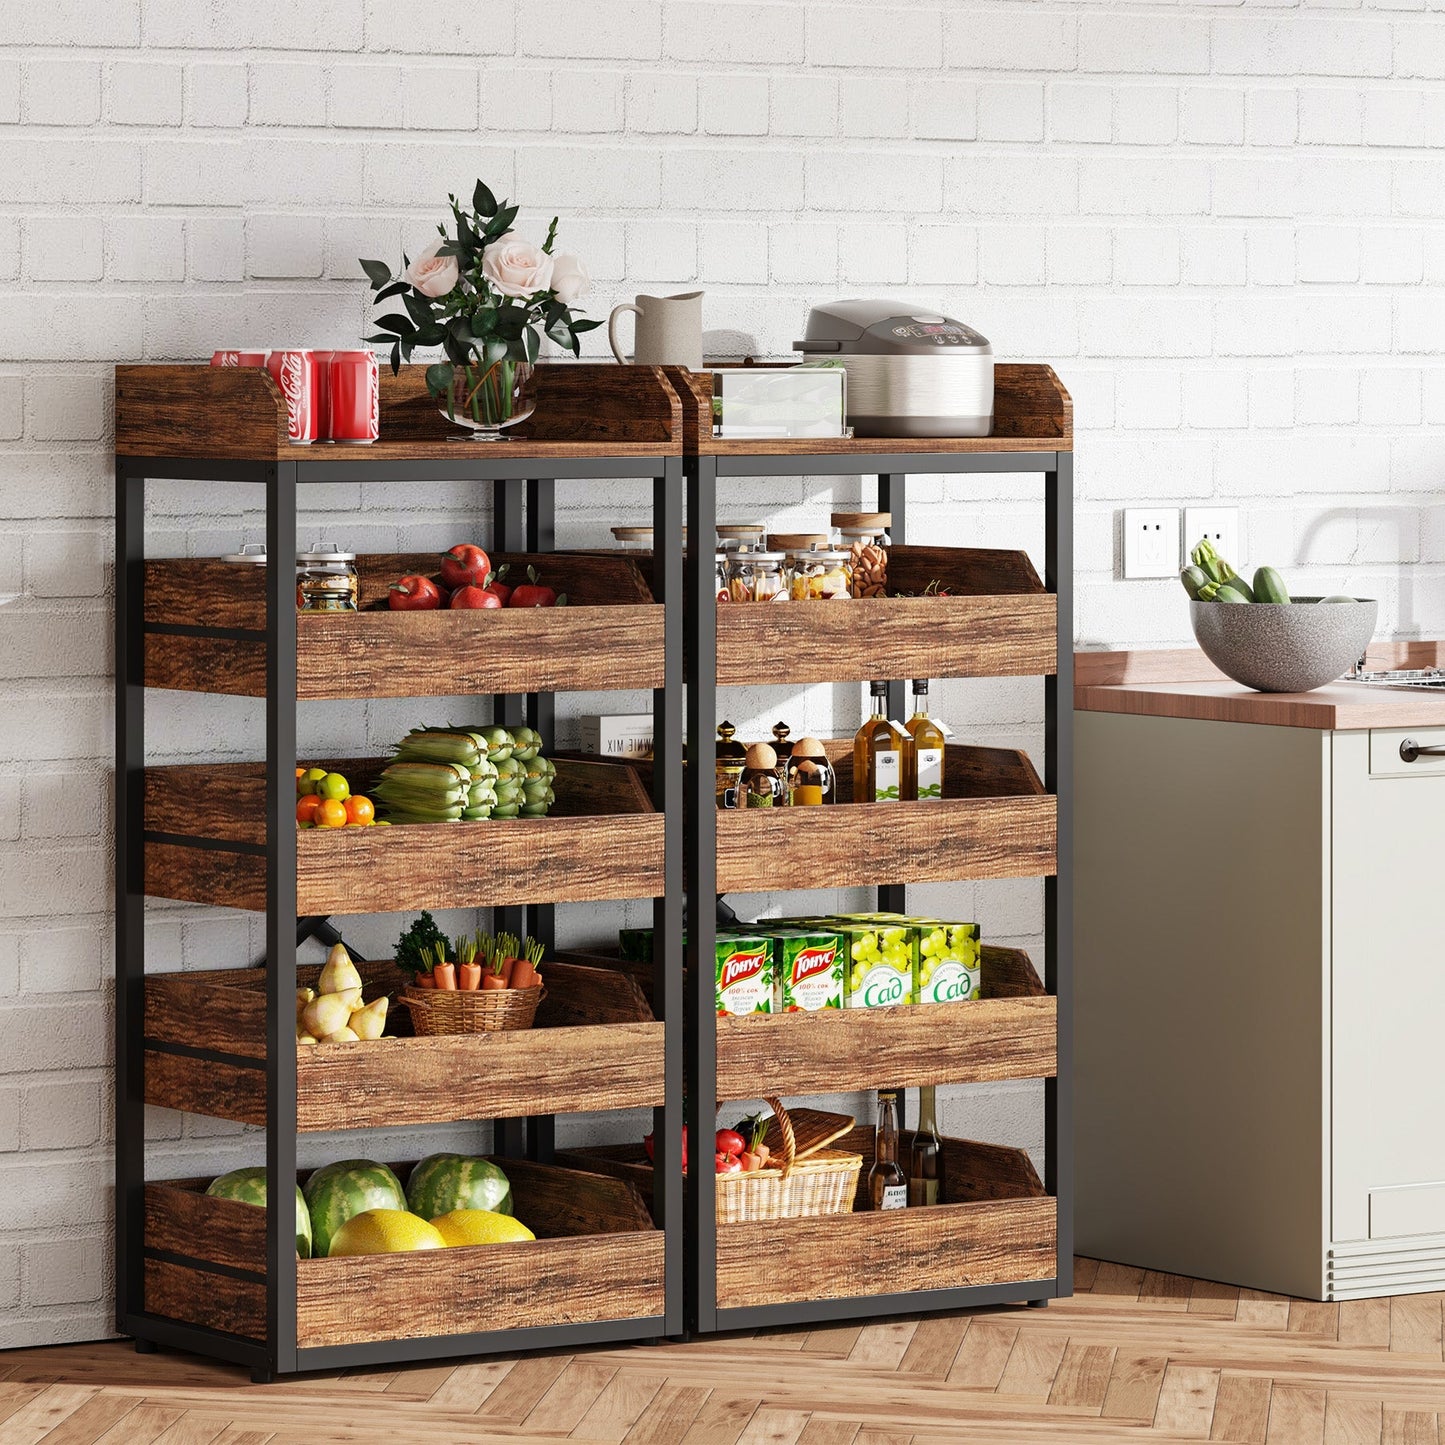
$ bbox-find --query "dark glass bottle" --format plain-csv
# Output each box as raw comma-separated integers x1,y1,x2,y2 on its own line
869,1089,908,1210
909,1084,943,1206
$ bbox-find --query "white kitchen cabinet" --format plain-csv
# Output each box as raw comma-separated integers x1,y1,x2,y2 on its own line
1077,708,1445,1300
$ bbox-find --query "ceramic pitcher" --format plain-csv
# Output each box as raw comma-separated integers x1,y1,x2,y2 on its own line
608,291,704,369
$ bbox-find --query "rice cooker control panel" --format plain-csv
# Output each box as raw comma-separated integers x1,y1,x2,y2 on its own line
882,316,988,348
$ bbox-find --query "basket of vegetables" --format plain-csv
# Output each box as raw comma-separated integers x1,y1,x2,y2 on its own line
714,1099,862,1224
395,916,545,1035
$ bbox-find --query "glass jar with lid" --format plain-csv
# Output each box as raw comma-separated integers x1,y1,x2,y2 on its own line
715,551,730,604
219,543,268,566
295,542,358,613
716,721,746,808
788,549,853,601
727,550,788,603
830,511,892,548
767,532,830,555
716,521,767,553
788,736,834,805
610,525,653,551
740,743,785,808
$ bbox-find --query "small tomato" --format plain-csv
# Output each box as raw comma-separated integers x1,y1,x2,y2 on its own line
439,543,491,591
389,575,444,610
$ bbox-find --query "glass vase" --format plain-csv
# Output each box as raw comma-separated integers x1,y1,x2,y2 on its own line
438,360,536,441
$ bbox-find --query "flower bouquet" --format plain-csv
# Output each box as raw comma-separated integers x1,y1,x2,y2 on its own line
361,178,598,438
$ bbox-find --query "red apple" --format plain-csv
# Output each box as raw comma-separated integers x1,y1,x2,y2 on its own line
439,544,491,591
449,584,502,610
388,576,444,610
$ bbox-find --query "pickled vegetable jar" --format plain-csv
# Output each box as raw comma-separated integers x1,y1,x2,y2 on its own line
788,549,853,601
727,550,788,602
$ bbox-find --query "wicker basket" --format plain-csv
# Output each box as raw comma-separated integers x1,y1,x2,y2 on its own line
399,985,545,1036
715,1097,862,1224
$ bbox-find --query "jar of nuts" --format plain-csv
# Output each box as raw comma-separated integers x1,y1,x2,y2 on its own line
832,511,890,599
726,550,789,602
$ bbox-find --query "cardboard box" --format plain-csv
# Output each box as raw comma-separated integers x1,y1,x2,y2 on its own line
764,929,845,1012
715,934,774,1016
911,918,982,1004
580,714,654,759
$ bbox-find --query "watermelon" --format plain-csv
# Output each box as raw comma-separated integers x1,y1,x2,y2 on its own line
205,1167,313,1260
303,1159,407,1258
406,1153,513,1222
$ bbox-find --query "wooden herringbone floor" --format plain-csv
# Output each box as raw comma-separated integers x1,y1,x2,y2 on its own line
4,1260,1445,1443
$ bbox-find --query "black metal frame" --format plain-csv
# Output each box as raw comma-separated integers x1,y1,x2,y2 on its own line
114,449,684,1380
684,445,1073,1336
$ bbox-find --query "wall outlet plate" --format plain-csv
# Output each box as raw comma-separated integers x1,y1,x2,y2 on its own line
1122,508,1181,579
1184,507,1240,570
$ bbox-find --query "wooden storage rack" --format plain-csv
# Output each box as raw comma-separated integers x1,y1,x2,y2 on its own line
669,362,1073,1333
115,357,1071,1373
115,362,685,1378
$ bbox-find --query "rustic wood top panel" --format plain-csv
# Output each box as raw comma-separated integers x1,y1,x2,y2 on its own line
143,551,664,698
715,1196,1057,1309
716,794,1056,892
666,362,1071,455
717,593,1055,687
295,1232,665,1346
117,362,682,461
297,812,666,913
715,946,1054,1096
293,1021,666,1128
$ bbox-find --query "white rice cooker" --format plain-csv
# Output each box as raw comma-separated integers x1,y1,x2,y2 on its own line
793,299,994,438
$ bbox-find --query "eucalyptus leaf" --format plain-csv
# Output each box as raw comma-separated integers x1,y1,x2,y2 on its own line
425,362,454,395
376,312,416,335
572,318,603,334
523,327,540,363
402,291,435,325
483,337,510,367
359,257,391,288
373,280,409,303
472,178,497,217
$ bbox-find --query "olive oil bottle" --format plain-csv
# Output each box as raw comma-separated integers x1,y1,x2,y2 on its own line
904,679,946,802
853,681,910,803
909,1084,943,1206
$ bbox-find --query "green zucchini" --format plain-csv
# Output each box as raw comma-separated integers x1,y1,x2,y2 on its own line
1321,594,1357,603
1214,584,1251,603
1180,565,1209,599
1253,566,1290,604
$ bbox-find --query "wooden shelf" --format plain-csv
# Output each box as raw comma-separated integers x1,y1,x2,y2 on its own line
715,1133,1055,1310
715,946,1054,1097
716,545,1054,687
116,361,681,463
144,551,662,699
144,1159,665,1347
715,742,1055,894
666,362,1072,457
144,960,664,1129
143,756,663,912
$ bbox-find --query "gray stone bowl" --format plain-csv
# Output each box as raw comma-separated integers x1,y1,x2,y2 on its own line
1190,597,1377,693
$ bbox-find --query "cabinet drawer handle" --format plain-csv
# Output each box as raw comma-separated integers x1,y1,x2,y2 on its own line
1398,738,1445,762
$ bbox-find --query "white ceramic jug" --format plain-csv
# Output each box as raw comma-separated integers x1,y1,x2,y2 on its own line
608,291,704,369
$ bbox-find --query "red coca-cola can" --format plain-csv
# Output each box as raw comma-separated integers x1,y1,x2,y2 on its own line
265,349,325,444
327,350,380,444
210,349,267,367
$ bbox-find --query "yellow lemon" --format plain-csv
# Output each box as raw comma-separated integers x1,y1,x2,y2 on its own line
430,1209,535,1247
327,1208,444,1256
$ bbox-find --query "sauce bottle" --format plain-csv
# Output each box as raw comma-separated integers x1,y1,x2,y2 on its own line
904,679,947,802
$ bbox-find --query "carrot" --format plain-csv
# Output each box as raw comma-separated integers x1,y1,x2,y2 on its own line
458,962,482,991
509,957,537,990
480,969,508,991
416,974,435,990
433,962,456,990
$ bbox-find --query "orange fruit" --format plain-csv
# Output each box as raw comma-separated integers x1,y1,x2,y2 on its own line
296,795,322,825
344,795,374,826
315,797,348,829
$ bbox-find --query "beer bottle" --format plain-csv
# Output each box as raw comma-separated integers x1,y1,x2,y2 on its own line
870,1089,908,1210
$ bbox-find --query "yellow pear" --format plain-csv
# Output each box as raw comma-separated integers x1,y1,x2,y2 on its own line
301,992,353,1039
320,1026,359,1043
317,943,362,996
295,988,316,1028
296,1033,318,1045
348,995,388,1040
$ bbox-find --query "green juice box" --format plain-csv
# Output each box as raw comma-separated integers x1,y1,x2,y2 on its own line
618,927,654,963
913,919,982,1004
838,923,918,1009
715,933,774,1016
765,929,845,1013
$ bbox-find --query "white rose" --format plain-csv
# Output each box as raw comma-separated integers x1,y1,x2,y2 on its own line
404,240,460,298
549,252,590,306
481,232,554,298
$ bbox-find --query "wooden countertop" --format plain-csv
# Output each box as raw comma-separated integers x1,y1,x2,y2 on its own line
1075,645,1445,731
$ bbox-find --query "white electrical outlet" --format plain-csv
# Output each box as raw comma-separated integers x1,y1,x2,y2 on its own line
1122,508,1181,580
1184,507,1240,569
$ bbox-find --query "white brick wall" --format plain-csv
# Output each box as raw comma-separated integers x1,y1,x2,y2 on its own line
2,0,1439,1348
